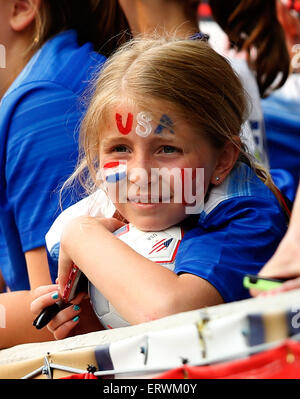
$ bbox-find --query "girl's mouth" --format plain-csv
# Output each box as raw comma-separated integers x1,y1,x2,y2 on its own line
128,196,172,204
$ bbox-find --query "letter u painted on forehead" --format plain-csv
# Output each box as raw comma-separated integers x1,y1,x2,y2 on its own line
116,112,133,135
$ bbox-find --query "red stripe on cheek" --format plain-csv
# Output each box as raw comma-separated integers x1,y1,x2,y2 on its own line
116,113,133,135
103,161,121,169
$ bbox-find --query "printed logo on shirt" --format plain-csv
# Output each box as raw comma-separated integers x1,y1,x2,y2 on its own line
148,238,174,255
114,224,183,267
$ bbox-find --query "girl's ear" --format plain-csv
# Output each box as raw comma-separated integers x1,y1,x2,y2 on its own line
10,0,41,32
210,140,240,186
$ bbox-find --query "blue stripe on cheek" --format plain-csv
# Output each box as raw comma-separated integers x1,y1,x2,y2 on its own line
105,171,127,183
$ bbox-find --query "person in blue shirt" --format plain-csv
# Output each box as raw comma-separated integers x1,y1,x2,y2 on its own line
262,0,300,203
250,182,300,297
31,37,289,341
0,0,129,347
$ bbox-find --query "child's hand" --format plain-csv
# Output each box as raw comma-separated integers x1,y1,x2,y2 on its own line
30,284,84,340
57,216,126,295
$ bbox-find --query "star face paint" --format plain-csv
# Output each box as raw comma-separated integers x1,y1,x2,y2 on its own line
102,160,127,183
116,113,133,135
154,114,175,135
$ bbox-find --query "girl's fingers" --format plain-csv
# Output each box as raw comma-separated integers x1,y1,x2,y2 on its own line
48,303,82,333
250,277,300,298
49,316,81,341
31,284,59,300
46,291,86,339
30,287,61,315
273,277,300,293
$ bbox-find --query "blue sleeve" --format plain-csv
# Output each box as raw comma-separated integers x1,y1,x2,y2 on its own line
5,83,82,254
174,197,287,303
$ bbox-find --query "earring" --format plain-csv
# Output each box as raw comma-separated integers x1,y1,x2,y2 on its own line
215,176,220,182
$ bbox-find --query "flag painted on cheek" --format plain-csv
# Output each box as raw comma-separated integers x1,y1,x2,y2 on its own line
103,161,127,183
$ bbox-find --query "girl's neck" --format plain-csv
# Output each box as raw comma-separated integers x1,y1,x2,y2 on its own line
0,34,34,100
121,0,199,38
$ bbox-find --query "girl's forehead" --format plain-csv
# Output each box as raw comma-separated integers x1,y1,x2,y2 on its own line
106,101,175,120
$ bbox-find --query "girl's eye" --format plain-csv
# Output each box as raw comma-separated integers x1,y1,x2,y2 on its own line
112,145,129,153
160,145,182,154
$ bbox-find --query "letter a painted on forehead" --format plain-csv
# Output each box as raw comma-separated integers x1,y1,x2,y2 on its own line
116,113,133,135
155,114,175,135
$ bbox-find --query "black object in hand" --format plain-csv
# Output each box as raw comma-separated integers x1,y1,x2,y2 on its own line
33,302,62,330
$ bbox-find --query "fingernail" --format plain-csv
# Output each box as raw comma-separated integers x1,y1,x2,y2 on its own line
72,316,80,322
73,305,80,312
52,292,59,300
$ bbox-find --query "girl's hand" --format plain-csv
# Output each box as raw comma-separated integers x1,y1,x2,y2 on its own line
250,277,300,298
57,216,126,295
30,284,84,340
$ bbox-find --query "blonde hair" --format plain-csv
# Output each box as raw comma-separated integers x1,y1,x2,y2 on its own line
63,36,288,217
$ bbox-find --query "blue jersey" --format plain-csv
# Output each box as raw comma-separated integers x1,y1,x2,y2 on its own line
174,163,287,303
0,30,106,290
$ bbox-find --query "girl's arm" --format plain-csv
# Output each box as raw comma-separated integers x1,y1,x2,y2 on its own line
0,290,55,349
58,217,223,325
25,247,53,289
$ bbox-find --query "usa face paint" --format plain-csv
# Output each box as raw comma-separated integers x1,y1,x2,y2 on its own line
115,111,175,138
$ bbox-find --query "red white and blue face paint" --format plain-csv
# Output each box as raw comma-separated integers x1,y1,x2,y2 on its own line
102,161,127,183
115,111,175,138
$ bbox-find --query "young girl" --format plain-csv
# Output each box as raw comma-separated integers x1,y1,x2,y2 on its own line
31,36,289,340
0,0,129,348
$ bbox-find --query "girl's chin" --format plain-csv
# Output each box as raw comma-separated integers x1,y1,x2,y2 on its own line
128,217,182,232
114,204,187,231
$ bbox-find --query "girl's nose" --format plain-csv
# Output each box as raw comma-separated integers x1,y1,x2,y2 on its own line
127,155,153,187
